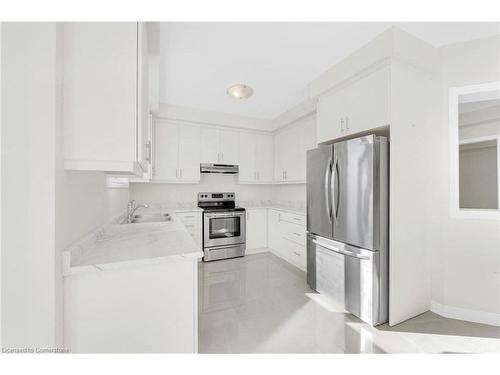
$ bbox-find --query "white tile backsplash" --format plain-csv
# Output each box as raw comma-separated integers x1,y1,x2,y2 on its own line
130,174,306,209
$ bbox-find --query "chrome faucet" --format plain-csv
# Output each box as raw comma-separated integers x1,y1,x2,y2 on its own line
126,200,149,223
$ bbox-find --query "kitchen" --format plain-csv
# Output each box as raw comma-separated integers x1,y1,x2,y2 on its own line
1,19,500,359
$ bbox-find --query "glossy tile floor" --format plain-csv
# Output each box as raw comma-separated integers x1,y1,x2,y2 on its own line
198,252,500,353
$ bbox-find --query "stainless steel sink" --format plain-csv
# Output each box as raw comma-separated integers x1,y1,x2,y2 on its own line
122,213,172,224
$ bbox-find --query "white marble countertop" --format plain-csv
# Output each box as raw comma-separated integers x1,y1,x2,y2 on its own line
63,208,203,276
243,205,306,215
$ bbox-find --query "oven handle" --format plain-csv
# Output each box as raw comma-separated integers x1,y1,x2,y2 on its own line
204,212,246,219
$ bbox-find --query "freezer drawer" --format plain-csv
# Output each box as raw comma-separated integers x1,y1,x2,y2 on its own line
309,234,388,326
316,243,345,309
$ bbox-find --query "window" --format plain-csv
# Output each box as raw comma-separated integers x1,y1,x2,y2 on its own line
450,82,500,219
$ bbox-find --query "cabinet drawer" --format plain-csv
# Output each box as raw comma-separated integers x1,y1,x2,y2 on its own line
283,239,306,270
281,222,306,246
278,211,306,226
183,222,201,233
175,211,202,223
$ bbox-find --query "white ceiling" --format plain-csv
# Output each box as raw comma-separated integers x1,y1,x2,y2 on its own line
159,22,500,120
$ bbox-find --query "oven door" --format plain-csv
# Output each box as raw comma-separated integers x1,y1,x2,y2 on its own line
203,211,246,248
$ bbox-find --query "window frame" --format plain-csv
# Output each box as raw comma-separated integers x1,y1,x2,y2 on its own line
449,82,500,220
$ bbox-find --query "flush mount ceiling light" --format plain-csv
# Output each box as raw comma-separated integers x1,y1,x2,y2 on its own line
226,84,254,100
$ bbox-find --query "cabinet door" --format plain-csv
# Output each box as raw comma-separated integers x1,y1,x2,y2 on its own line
200,128,220,164
255,133,274,182
267,210,281,251
284,125,302,181
219,129,240,165
238,133,257,182
137,23,150,173
316,86,345,144
343,67,390,135
154,122,178,181
63,22,139,168
178,125,201,181
246,209,268,250
274,131,287,181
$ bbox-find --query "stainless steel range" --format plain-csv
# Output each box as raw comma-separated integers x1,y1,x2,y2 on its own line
198,192,246,262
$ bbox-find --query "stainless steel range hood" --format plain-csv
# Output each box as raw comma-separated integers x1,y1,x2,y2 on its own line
200,163,239,174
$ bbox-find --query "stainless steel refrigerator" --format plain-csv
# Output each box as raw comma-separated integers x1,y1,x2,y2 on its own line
306,135,389,326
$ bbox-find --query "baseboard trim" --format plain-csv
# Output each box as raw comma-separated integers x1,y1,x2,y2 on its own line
245,248,270,255
430,301,500,327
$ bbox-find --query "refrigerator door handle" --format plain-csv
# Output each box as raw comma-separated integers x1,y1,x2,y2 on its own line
312,239,370,260
334,158,340,221
331,155,338,222
324,158,332,222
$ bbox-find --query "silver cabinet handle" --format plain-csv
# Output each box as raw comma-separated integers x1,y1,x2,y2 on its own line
293,232,301,236
341,118,344,132
346,116,350,130
293,251,301,256
151,120,156,177
293,217,301,221
145,140,152,162
312,239,370,260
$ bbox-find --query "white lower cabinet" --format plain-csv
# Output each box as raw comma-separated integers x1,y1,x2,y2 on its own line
64,259,198,353
266,209,306,271
175,210,202,250
245,208,268,250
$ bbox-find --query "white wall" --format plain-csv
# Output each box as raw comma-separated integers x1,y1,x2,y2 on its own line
1,23,59,348
429,35,500,322
1,23,130,349
58,172,129,248
0,21,3,348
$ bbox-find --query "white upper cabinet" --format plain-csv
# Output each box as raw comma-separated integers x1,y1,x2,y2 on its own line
255,133,274,182
238,132,274,183
219,130,239,165
316,66,390,144
63,22,159,175
153,121,179,181
135,115,313,185
200,128,220,164
237,133,257,182
274,114,316,182
178,125,202,181
153,121,201,183
200,128,240,165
